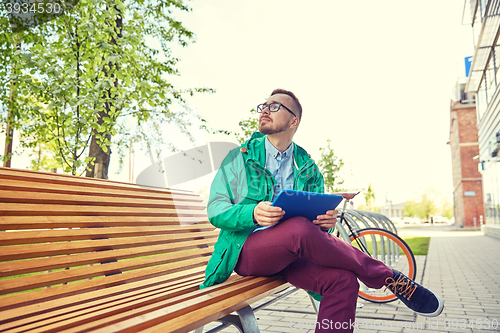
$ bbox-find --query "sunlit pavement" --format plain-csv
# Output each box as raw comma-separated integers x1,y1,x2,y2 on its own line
396,223,483,238
199,224,500,332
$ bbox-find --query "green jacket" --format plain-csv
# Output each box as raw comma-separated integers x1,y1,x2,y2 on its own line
200,132,325,291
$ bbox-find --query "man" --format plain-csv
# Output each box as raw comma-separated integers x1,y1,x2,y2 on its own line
201,89,443,332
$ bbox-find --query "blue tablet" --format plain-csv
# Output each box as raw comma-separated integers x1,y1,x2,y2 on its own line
271,190,343,222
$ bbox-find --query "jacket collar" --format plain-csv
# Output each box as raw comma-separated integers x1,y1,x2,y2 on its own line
241,132,313,169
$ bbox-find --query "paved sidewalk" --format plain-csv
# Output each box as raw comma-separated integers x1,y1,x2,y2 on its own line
200,227,500,332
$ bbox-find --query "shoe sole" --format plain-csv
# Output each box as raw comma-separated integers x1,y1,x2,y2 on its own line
415,293,444,317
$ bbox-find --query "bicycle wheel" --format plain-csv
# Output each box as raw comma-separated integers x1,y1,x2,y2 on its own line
349,228,417,303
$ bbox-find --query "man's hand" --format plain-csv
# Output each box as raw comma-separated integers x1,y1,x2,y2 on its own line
253,201,285,226
313,209,338,231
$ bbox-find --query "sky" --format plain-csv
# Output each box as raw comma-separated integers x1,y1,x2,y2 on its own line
2,0,475,207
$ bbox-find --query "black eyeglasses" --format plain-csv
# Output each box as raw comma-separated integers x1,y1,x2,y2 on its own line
257,102,297,118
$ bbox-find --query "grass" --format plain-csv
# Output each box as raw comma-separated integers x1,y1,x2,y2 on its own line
352,236,430,256
402,237,430,256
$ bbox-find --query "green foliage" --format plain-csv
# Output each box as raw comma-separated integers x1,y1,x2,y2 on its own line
318,139,344,193
0,16,36,165
1,0,214,175
357,184,379,212
441,197,453,219
16,99,63,171
235,108,258,144
27,141,61,172
403,189,439,221
364,183,375,206
419,192,437,222
403,200,419,217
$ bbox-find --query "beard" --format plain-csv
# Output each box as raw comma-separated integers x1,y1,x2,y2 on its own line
259,118,289,135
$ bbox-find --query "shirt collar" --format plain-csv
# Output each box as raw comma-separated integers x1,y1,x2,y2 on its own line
265,136,293,159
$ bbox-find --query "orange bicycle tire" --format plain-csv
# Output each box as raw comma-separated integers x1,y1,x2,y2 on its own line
349,228,417,303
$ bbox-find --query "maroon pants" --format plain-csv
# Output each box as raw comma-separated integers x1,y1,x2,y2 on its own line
234,217,393,333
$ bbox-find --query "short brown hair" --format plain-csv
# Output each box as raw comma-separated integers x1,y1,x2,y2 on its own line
271,88,302,120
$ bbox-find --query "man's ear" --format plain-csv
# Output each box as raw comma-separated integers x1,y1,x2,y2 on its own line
290,117,300,129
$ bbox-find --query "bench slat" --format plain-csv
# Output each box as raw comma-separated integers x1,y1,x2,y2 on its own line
0,203,207,217
0,225,214,245
0,178,204,203
0,216,212,230
0,190,207,209
1,238,216,278
0,231,218,261
0,168,197,196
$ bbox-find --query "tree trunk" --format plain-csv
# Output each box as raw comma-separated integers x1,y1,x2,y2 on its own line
85,3,122,179
3,111,13,168
3,45,20,168
86,112,112,178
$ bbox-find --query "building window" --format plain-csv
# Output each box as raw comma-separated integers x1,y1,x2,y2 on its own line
477,85,488,120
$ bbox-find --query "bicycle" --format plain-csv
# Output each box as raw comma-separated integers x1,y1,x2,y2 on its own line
332,192,417,303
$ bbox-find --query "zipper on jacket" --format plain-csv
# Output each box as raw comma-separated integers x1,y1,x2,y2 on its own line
293,160,315,190
246,158,275,201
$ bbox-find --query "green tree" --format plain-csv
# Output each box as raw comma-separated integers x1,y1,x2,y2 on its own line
27,141,60,171
361,183,376,211
317,139,344,193
235,108,258,144
356,184,380,212
16,101,61,171
441,197,454,219
418,192,437,222
364,184,375,204
403,200,419,217
403,189,439,221
10,0,212,177
0,15,33,167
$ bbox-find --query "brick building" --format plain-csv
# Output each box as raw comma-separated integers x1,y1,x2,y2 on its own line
449,98,484,228
463,0,500,238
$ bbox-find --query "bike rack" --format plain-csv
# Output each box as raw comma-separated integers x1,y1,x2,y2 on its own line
333,219,351,243
343,210,402,265
371,212,401,262
364,211,398,234
341,211,373,257
358,211,400,263
344,211,370,229
350,210,388,261
353,210,383,229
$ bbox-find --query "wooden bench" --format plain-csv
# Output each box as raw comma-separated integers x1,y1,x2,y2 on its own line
0,167,292,333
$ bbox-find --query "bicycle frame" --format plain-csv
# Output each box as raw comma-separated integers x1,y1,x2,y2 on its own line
334,194,400,265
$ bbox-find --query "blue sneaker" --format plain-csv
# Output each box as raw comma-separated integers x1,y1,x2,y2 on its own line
385,269,444,317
